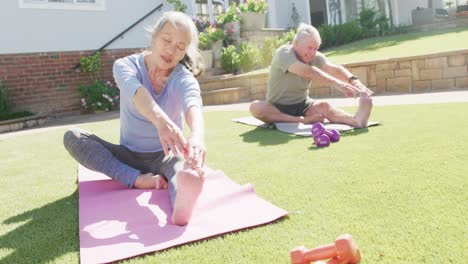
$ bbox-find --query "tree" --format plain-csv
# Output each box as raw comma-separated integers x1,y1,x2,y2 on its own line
387,0,394,31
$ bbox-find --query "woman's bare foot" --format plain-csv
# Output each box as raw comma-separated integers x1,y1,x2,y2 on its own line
353,91,373,128
134,173,168,189
171,169,204,226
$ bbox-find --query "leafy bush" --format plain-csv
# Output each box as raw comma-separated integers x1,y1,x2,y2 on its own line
218,3,241,24
193,17,212,33
78,52,120,112
281,29,297,43
239,42,260,72
78,81,120,112
239,0,268,13
319,21,362,49
80,52,102,82
375,15,390,36
0,81,34,121
167,0,187,13
198,32,212,50
259,29,296,67
0,81,11,115
205,25,225,43
260,37,281,67
359,8,378,37
221,45,240,73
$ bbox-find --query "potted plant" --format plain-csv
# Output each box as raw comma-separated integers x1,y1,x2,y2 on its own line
218,3,241,44
198,32,213,69
204,25,225,67
239,0,268,31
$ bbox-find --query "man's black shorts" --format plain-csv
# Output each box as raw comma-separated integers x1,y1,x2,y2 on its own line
272,98,315,117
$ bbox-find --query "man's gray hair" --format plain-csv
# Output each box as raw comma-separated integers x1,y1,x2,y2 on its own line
293,23,321,45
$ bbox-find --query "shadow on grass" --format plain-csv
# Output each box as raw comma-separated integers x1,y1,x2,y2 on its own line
0,190,78,263
239,128,301,146
307,127,370,151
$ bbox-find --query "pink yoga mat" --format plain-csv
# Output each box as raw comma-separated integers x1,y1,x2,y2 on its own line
78,165,288,263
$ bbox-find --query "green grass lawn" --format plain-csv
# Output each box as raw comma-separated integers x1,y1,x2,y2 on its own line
324,27,468,64
1,103,467,263
242,27,468,77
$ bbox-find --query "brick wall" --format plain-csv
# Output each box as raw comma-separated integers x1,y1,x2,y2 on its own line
0,48,142,116
311,49,468,97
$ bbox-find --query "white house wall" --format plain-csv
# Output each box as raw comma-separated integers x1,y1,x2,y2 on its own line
0,0,175,54
396,0,444,26
270,0,311,28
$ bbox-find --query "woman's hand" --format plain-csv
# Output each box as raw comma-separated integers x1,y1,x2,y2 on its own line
184,133,206,177
155,118,187,157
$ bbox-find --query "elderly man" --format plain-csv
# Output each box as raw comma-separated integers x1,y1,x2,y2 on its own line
250,23,373,128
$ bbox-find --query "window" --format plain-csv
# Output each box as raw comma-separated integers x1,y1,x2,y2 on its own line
19,0,106,11
195,0,225,21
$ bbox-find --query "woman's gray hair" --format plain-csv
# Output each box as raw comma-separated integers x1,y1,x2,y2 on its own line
293,23,322,45
148,11,204,77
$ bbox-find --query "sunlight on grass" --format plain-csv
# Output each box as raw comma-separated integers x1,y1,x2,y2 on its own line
1,103,467,263
324,27,468,64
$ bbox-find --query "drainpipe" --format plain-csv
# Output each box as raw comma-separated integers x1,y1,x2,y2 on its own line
268,0,278,28
208,0,214,24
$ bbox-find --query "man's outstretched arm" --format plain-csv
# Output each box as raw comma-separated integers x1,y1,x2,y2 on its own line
288,61,361,97
321,62,373,96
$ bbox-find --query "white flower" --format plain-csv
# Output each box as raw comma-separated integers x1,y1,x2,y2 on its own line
102,94,109,99
97,102,102,106
108,98,113,102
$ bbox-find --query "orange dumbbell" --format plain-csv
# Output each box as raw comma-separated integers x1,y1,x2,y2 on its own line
290,234,361,264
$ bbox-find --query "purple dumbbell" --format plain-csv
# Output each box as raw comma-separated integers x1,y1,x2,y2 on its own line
311,122,326,137
324,129,340,142
314,134,331,147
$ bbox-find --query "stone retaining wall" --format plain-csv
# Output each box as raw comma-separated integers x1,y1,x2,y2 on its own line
312,49,468,97
210,49,468,103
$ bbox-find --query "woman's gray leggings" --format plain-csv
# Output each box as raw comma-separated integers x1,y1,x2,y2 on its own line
63,127,183,205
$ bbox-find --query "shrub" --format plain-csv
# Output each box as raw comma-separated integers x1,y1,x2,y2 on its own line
221,45,240,73
0,81,34,121
217,3,241,24
0,81,11,115
80,52,102,82
193,17,212,33
375,14,390,36
319,21,362,49
78,81,120,112
260,36,281,67
280,28,297,44
239,42,260,72
318,24,337,49
359,8,378,37
259,29,296,67
198,32,212,50
167,0,187,13
78,52,120,112
205,25,224,43
239,0,268,13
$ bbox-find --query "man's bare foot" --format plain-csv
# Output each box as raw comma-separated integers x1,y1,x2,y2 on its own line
172,169,204,226
134,173,168,189
353,91,373,128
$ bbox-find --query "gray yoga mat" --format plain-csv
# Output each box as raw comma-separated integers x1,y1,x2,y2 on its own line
232,116,380,137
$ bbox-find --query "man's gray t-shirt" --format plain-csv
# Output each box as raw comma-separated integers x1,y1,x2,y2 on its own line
267,43,328,105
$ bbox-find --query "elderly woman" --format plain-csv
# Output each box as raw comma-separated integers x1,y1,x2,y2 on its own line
64,11,206,226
